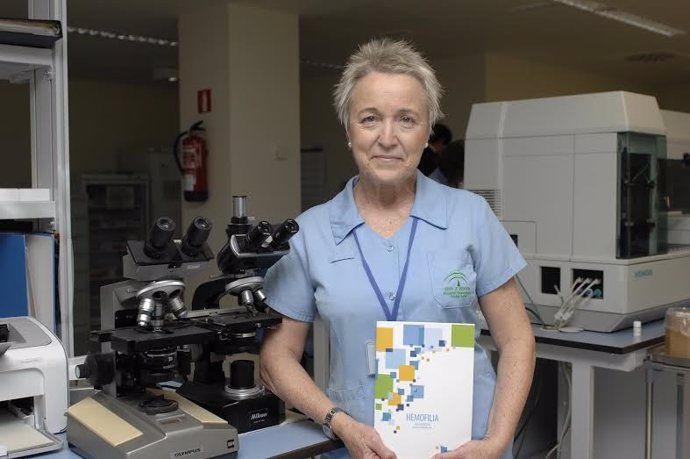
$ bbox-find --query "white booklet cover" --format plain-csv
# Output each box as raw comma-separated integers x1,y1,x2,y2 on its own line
374,321,475,458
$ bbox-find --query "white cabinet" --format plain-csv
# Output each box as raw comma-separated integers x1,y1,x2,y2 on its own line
0,188,54,219
0,1,71,353
0,43,53,80
0,199,55,219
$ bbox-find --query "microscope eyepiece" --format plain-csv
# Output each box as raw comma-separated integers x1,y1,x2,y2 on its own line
232,195,248,219
181,216,213,256
243,221,273,252
145,217,176,258
270,219,299,249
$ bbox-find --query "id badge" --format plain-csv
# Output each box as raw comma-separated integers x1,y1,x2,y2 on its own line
366,340,376,376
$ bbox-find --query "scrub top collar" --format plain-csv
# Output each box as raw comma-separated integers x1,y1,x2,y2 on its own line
328,171,448,245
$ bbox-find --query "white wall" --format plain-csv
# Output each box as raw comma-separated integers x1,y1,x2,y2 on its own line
226,4,301,221
179,3,300,295
178,2,231,262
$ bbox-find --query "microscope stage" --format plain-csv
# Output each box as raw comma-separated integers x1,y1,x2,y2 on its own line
110,324,216,354
203,310,281,329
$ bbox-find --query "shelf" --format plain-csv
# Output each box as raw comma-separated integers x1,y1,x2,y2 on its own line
0,200,55,219
0,43,53,80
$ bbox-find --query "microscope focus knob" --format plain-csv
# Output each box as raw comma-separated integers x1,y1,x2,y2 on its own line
75,363,88,379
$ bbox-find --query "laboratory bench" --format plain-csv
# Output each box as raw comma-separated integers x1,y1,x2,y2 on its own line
479,319,665,459
36,321,667,459
38,412,341,459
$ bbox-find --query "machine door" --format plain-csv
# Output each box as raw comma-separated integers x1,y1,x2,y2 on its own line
617,132,667,258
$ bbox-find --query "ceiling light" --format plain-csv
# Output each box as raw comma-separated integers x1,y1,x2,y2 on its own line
153,68,178,83
552,0,686,37
67,26,178,47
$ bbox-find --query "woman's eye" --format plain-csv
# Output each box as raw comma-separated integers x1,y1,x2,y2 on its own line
361,115,377,125
399,116,416,128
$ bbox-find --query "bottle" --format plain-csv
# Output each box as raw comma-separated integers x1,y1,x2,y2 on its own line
633,320,642,337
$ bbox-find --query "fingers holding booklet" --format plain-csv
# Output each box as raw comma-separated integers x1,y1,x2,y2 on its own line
332,415,397,459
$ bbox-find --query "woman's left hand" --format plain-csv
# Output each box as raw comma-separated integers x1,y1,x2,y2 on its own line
430,438,504,459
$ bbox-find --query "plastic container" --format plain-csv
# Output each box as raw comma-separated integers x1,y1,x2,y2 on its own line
665,306,690,359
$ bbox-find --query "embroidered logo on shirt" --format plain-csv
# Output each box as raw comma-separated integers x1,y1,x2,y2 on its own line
443,271,472,298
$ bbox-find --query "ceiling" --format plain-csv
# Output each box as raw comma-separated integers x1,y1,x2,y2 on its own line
2,0,690,85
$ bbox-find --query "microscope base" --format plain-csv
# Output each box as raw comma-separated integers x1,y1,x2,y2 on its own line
178,381,285,433
67,390,238,459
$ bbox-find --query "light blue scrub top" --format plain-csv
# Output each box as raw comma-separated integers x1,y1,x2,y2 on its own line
264,172,526,458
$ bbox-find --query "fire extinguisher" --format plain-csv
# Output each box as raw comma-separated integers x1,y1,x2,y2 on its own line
174,121,208,202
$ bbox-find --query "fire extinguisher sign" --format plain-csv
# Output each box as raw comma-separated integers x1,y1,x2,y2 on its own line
197,89,212,114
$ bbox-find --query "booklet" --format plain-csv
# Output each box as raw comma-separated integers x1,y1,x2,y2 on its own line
374,321,475,458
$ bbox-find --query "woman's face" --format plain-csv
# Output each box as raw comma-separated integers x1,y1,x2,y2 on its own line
348,72,429,187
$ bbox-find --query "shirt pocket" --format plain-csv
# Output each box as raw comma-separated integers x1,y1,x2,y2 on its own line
427,251,478,308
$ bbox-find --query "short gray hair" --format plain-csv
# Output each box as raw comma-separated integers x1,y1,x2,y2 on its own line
333,38,443,132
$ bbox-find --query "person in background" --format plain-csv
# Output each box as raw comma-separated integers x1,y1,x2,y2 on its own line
260,38,535,459
429,139,465,188
417,122,452,176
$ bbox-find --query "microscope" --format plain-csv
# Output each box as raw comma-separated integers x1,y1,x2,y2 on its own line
67,216,239,459
177,195,299,433
99,215,214,333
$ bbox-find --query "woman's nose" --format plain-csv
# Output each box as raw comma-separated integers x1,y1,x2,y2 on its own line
378,121,397,146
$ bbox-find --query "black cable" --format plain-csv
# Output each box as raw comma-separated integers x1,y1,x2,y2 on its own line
516,274,546,326
514,360,544,458
526,307,545,326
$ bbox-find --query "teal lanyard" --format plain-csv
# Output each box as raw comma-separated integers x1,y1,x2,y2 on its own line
352,218,419,321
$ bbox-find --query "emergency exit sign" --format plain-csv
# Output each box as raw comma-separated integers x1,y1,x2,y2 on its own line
197,89,212,113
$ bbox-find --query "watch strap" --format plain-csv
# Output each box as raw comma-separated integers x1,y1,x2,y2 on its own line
322,406,347,440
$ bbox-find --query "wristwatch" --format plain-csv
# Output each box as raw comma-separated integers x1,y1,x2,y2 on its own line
322,407,347,440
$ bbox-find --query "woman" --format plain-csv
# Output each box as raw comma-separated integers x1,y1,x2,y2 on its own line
260,39,535,459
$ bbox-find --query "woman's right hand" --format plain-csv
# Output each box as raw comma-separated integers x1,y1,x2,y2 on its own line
333,415,397,459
